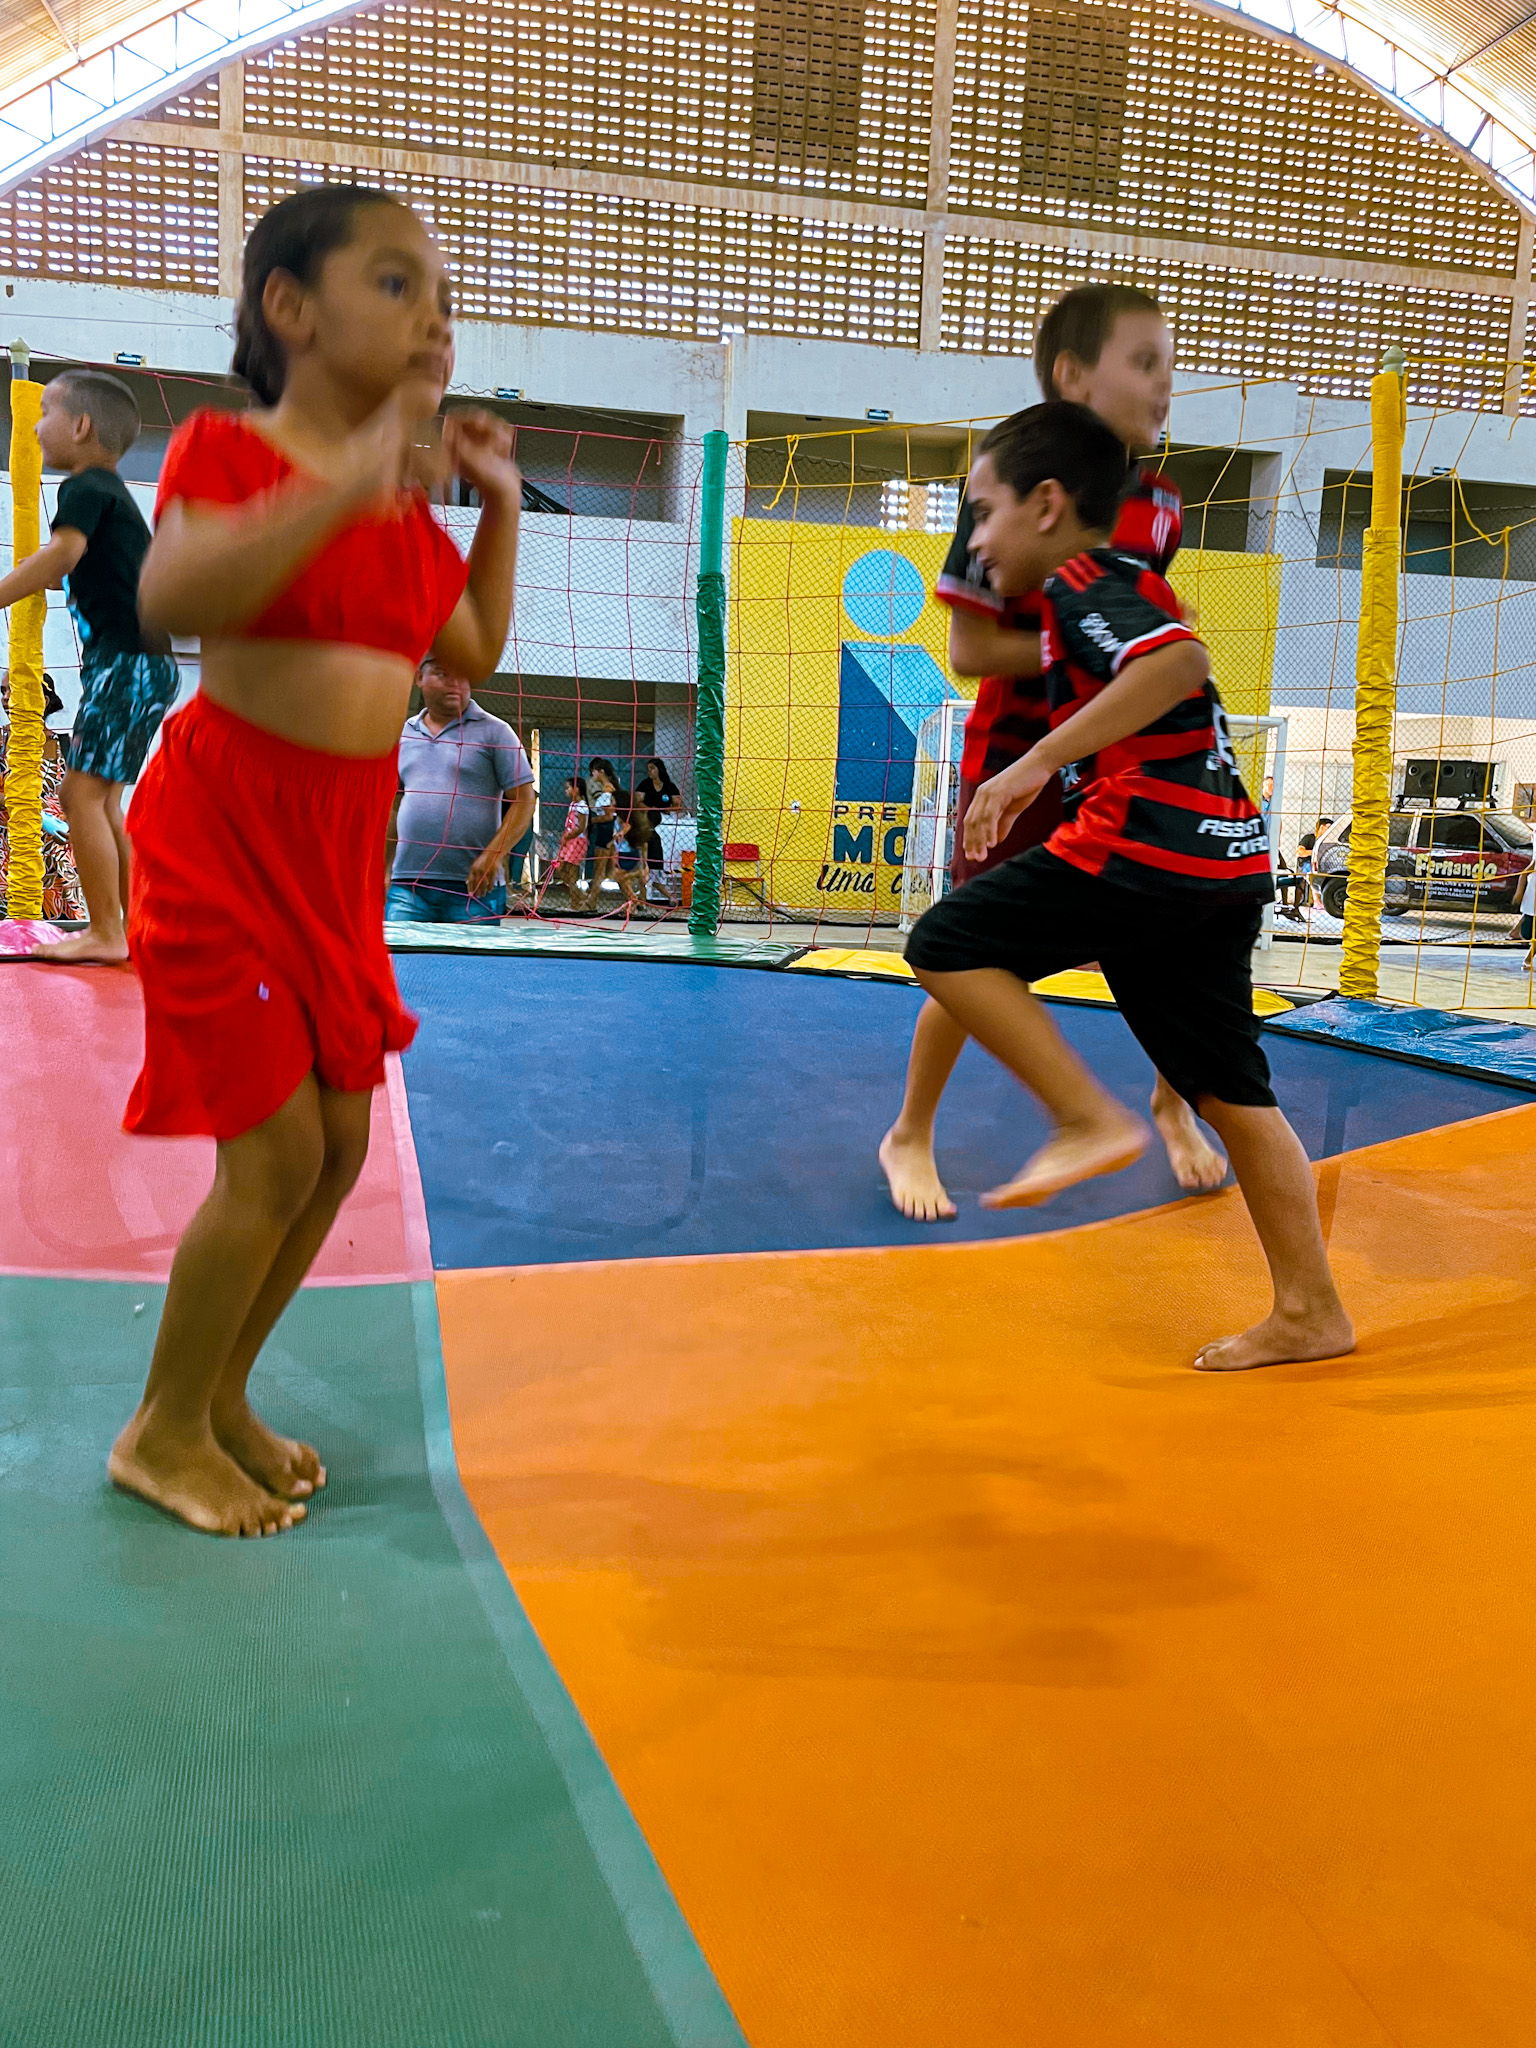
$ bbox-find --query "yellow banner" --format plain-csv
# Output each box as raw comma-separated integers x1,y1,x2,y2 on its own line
817,800,910,909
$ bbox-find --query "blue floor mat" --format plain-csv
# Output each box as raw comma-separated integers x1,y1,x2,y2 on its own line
396,956,1529,1269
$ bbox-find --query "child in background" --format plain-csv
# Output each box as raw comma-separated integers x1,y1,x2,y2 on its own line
109,185,521,1537
0,370,179,964
881,284,1226,1221
0,669,86,920
583,760,621,906
615,799,652,908
906,404,1352,1373
551,774,591,901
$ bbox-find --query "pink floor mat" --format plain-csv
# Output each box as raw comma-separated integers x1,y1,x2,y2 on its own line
0,964,431,1284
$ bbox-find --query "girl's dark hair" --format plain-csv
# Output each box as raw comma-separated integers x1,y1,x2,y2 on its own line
645,755,679,796
588,756,619,786
1034,285,1162,401
568,774,589,800
233,184,401,405
978,403,1131,532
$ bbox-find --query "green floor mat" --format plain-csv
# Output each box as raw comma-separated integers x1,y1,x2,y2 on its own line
385,919,802,969
0,1277,741,2048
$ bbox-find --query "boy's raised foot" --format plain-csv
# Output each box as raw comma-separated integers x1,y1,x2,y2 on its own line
213,1397,326,1501
109,1412,305,1536
1194,1304,1356,1373
982,1111,1148,1210
1150,1084,1228,1192
29,928,130,966
879,1127,958,1222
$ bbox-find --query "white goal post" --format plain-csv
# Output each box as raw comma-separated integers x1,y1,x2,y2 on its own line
900,703,1290,946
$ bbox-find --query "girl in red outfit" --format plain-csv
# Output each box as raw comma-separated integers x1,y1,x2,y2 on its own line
109,186,521,1538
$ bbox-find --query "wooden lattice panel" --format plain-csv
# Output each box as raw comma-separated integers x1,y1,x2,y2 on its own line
241,0,934,202
942,235,1516,410
243,158,923,342
0,141,218,291
752,0,866,178
950,0,1522,276
1018,0,1129,205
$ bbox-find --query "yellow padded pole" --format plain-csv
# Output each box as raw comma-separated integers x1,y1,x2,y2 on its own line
1340,345,1406,998
6,346,47,920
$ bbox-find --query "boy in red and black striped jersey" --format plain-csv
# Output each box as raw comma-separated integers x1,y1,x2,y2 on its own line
908,405,1353,1373
881,285,1224,1227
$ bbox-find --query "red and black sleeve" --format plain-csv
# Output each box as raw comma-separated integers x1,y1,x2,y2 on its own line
1045,558,1197,681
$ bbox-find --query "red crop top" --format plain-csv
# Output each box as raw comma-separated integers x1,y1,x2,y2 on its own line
154,408,470,663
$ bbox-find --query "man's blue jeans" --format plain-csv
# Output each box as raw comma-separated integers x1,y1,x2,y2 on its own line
386,880,507,924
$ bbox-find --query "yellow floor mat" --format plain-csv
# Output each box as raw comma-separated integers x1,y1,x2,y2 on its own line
791,952,1293,1015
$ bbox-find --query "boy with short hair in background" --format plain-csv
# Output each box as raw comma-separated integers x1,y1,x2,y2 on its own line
882,284,1226,1222
906,402,1352,1373
0,369,179,962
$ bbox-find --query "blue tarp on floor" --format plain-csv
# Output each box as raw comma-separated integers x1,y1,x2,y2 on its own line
1265,997,1536,1093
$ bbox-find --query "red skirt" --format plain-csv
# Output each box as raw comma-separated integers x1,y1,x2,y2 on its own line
125,692,416,1140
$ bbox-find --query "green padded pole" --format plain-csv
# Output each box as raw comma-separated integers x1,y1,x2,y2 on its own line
690,429,729,938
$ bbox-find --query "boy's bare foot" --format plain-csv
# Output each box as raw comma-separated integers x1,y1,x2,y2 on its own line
29,929,130,966
982,1112,1148,1210
109,1412,304,1536
213,1398,326,1500
879,1127,957,1221
1150,1087,1228,1192
1194,1305,1356,1372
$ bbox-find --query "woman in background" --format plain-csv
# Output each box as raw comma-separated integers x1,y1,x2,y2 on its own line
635,754,679,902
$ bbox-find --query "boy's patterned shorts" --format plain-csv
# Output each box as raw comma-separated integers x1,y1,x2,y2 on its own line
69,653,181,786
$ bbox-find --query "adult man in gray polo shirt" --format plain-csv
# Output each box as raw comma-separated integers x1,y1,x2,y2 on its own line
386,661,535,923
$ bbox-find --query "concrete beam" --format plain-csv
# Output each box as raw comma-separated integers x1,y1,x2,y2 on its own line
1504,216,1535,415
215,63,244,301
114,118,1523,302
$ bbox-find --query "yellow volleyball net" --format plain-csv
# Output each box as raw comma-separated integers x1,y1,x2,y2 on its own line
722,364,1536,1016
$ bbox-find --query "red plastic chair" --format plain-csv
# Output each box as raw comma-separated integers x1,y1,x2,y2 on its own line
721,841,772,911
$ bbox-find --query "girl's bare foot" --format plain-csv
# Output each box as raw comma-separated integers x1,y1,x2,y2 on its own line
982,1112,1148,1210
108,1411,305,1536
29,928,130,966
1194,1305,1356,1372
1150,1085,1227,1192
213,1398,326,1500
879,1127,957,1221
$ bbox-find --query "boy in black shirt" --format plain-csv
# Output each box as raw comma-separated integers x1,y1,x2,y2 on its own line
0,369,177,963
906,404,1352,1373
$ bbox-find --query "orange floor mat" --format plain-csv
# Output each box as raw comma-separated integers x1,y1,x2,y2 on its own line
439,1106,1536,2048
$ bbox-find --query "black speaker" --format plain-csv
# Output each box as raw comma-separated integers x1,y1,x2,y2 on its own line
1400,758,1494,803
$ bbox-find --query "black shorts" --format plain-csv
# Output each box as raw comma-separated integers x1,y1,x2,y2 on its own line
907,847,1275,1110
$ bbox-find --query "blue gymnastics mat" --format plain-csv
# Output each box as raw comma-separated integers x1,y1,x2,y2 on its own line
394,956,1529,1270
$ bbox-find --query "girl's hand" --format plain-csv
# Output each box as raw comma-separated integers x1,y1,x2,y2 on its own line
335,390,418,507
963,755,1053,862
444,410,522,507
